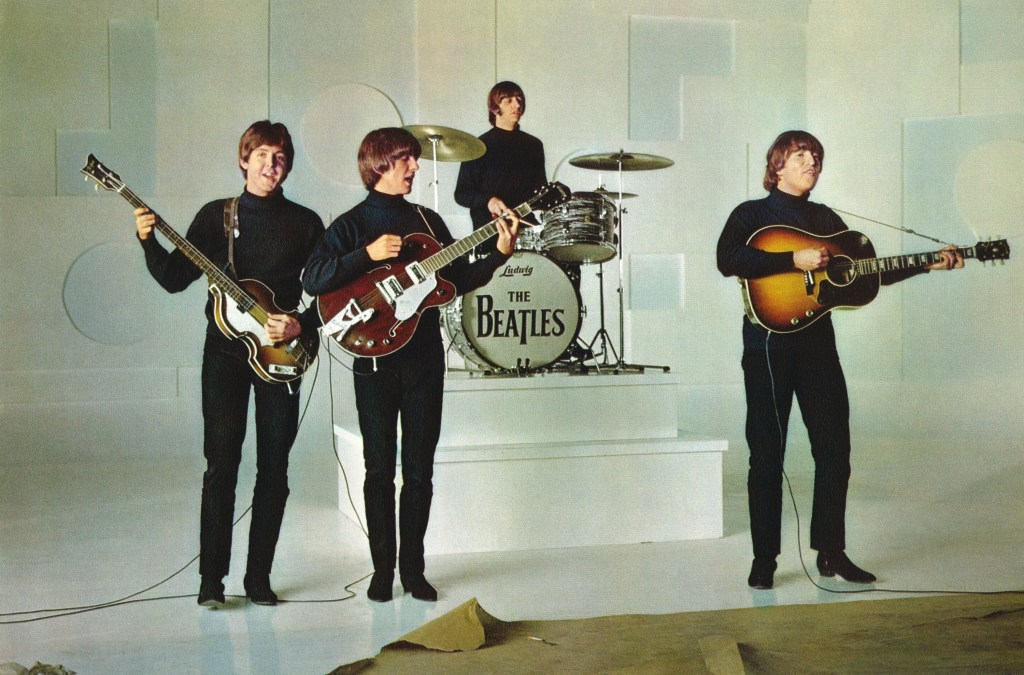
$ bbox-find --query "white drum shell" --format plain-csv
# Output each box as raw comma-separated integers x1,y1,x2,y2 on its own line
541,193,617,264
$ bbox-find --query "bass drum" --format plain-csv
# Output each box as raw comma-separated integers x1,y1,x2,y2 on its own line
443,252,581,372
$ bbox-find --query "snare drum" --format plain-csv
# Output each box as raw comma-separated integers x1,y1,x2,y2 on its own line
443,252,581,371
514,224,544,252
541,192,617,264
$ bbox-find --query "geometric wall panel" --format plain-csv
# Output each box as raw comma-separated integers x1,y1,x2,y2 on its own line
629,254,685,310
954,140,1024,238
902,113,1024,382
961,0,1024,64
57,20,156,196
905,113,1024,241
62,242,153,345
300,83,403,188
629,16,734,141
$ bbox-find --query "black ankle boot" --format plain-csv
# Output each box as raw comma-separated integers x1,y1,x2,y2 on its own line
197,577,225,608
368,571,394,602
817,550,876,584
747,558,777,590
243,574,278,605
401,574,438,601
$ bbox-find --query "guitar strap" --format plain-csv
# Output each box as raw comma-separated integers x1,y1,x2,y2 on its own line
414,205,438,239
223,196,240,277
222,195,303,394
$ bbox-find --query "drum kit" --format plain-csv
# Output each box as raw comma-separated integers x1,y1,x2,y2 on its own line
404,125,673,376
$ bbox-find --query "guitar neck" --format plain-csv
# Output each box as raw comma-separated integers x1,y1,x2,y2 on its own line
417,200,535,276
857,245,978,274
116,186,265,321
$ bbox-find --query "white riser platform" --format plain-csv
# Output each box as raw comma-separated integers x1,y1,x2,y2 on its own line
334,371,727,554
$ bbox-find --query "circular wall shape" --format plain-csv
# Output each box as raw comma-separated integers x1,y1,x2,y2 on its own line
300,83,403,187
63,242,151,345
954,139,1024,238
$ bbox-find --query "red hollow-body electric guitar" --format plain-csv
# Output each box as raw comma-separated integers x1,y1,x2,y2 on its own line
81,154,318,383
741,225,1010,333
317,182,572,358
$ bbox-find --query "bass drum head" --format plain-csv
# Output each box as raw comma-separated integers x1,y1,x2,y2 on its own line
447,252,581,371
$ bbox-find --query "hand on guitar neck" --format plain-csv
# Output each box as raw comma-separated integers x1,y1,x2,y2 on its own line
484,197,523,254
134,206,158,240
923,244,964,271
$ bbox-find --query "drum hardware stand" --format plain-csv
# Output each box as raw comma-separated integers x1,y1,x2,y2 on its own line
425,134,442,212
584,261,620,370
568,150,675,374
609,189,669,373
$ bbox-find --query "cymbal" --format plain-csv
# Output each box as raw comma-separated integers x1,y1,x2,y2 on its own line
590,187,638,200
569,150,674,172
403,125,485,162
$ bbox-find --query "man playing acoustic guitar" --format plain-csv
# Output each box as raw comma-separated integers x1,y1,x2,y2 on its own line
134,121,324,607
303,127,519,602
716,130,962,590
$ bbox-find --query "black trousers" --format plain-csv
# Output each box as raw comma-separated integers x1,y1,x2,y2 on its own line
741,319,851,559
354,346,445,576
199,338,300,580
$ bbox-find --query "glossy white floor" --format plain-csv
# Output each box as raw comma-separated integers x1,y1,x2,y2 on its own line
2,436,1021,674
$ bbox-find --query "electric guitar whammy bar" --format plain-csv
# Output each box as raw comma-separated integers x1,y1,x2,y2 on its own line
741,225,1010,333
81,154,318,383
318,181,572,358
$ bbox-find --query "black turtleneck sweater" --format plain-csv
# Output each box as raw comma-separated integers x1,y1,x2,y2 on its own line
302,190,509,359
140,188,324,339
454,125,547,230
717,188,926,347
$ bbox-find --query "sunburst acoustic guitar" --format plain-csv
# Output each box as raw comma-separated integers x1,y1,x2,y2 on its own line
741,225,1010,333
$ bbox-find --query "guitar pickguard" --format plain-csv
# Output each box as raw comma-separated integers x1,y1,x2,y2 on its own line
392,272,438,320
220,290,274,345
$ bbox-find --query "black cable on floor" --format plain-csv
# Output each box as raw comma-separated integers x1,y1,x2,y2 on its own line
0,339,375,624
783,468,1024,597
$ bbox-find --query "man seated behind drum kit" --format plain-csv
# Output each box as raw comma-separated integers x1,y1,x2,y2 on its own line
455,80,546,255
456,81,592,364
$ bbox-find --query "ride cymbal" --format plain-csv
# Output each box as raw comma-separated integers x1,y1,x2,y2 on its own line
569,150,674,171
403,125,486,162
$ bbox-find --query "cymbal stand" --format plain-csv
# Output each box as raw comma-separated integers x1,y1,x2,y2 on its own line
426,134,441,212
606,162,670,373
585,259,619,370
